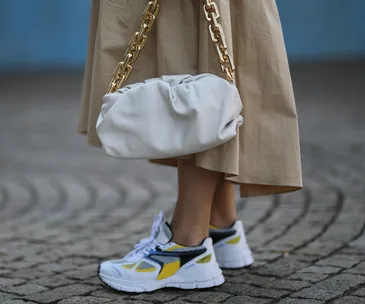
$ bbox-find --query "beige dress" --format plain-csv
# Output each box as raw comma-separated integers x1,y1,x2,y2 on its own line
79,0,303,197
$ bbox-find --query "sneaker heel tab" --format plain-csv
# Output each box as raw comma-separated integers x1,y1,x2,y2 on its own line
202,237,213,247
234,220,244,228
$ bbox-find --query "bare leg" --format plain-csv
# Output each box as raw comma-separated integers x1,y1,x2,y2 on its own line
171,158,222,246
210,180,237,228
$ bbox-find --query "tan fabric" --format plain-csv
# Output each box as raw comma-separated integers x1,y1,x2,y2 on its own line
79,0,303,197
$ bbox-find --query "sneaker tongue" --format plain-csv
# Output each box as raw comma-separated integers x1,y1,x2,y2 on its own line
154,221,172,245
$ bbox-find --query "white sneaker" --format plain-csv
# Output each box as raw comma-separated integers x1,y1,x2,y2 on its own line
98,212,225,293
209,220,254,269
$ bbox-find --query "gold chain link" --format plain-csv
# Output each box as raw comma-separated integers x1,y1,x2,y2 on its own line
203,0,235,83
107,0,234,93
107,0,160,93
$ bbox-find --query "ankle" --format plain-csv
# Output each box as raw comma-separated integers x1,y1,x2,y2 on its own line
171,228,207,247
210,215,236,229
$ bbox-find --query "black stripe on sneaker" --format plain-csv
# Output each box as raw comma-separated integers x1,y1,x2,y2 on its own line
209,229,236,244
148,247,207,269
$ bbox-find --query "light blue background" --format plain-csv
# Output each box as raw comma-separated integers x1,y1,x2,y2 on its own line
1,0,365,70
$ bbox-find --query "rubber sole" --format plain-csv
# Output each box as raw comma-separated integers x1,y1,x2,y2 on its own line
98,268,225,293
217,253,254,269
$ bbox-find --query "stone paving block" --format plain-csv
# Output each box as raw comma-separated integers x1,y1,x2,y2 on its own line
292,274,365,301
0,283,48,295
353,288,365,296
0,269,11,275
92,289,130,300
58,295,113,303
288,254,319,263
316,254,364,268
344,261,365,274
218,283,290,299
1,300,29,304
109,301,150,304
132,289,191,302
349,237,365,249
8,268,54,280
227,273,276,285
37,262,76,273
34,274,76,288
24,284,98,303
60,257,99,266
0,278,25,287
0,291,16,300
222,268,250,278
277,299,324,304
334,296,365,304
87,277,105,286
6,261,41,270
338,247,365,256
287,273,329,283
252,258,308,278
299,266,342,274
264,279,311,291
223,296,270,304
62,264,98,280
181,291,231,303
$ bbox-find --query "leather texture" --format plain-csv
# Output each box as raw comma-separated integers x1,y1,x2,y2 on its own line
96,74,243,159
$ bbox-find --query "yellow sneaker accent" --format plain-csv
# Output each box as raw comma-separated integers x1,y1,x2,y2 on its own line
226,236,241,245
209,224,219,229
165,244,185,251
157,260,180,280
196,254,212,264
121,263,136,269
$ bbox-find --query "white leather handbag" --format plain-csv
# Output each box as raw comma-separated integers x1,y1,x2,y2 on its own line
96,0,243,160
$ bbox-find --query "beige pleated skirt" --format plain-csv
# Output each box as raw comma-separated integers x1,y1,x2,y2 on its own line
79,0,303,197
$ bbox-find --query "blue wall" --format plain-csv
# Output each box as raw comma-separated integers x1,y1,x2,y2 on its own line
277,0,365,61
1,0,365,70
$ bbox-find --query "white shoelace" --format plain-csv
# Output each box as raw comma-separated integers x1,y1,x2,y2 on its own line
125,211,164,261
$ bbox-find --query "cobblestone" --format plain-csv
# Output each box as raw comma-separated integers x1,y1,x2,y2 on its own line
315,254,364,268
353,288,365,296
0,278,25,287
181,291,231,303
333,296,365,304
223,296,270,304
1,65,365,303
277,299,324,304
34,275,76,288
218,283,290,299
344,261,365,274
8,269,54,280
0,292,16,300
1,283,48,296
131,290,190,302
299,266,342,274
24,284,98,303
58,296,113,304
1,300,30,304
292,274,365,301
264,279,311,291
287,273,329,283
91,290,130,300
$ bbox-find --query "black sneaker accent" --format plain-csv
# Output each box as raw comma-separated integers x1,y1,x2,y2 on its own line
209,229,236,244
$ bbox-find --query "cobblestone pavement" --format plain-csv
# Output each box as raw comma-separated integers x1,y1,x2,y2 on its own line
0,62,365,304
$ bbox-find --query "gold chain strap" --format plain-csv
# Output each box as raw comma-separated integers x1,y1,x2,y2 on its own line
107,0,160,93
203,0,235,83
107,0,234,94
